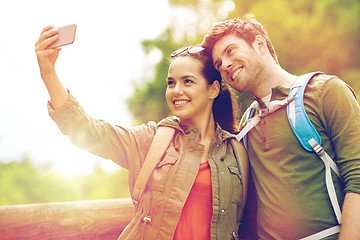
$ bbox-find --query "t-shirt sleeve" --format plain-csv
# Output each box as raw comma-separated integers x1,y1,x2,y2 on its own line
320,77,360,194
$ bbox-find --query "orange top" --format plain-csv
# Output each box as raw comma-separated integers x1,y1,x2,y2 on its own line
173,162,213,240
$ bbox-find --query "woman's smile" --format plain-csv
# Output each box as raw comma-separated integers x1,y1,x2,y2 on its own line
173,99,190,107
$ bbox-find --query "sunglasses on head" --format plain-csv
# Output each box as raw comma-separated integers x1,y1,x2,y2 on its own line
170,45,205,58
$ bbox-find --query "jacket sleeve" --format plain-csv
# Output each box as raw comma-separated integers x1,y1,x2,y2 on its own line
319,77,360,194
47,92,157,171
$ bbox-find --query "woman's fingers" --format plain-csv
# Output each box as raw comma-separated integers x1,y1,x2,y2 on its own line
36,35,58,52
35,26,61,66
35,26,59,50
35,26,62,77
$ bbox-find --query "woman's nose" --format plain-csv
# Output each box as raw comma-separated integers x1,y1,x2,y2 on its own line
174,83,184,94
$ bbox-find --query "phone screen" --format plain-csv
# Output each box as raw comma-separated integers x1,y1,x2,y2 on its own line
49,24,77,49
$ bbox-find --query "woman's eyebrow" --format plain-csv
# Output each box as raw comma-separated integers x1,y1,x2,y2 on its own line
181,75,197,80
167,75,197,81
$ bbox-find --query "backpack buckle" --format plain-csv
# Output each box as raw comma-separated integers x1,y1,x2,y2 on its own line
132,198,139,207
259,108,269,117
143,216,152,223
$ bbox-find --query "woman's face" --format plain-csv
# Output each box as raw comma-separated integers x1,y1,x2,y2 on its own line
166,56,219,126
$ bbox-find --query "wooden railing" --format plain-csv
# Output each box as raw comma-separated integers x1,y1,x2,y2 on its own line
0,198,135,240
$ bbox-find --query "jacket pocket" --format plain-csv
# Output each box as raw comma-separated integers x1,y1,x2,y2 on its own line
147,154,178,191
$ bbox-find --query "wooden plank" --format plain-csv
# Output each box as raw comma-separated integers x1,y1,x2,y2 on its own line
0,198,135,240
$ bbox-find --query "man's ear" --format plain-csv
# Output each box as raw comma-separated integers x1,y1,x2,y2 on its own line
253,35,267,54
209,80,220,99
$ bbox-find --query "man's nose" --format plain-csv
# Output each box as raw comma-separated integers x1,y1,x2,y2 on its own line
220,57,232,72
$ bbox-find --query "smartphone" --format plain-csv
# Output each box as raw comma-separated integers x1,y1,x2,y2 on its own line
49,24,77,49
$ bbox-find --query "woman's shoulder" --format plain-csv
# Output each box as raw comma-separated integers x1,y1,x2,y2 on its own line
157,116,183,132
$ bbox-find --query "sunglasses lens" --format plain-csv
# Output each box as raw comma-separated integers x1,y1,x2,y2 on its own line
170,47,188,57
170,46,204,57
188,46,205,54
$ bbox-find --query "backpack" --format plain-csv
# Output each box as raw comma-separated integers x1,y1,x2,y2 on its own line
237,72,342,240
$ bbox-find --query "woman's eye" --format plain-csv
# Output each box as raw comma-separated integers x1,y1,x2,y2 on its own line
167,80,175,86
184,79,194,84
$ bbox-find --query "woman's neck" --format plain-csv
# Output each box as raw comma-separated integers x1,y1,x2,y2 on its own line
180,115,216,145
180,113,216,164
199,123,216,145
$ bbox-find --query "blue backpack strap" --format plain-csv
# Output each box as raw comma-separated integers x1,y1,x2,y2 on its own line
243,106,257,152
287,72,342,239
286,72,324,151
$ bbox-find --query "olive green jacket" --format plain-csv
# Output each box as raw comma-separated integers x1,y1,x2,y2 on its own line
48,93,246,240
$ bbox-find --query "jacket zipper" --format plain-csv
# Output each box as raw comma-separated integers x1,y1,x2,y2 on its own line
211,139,222,239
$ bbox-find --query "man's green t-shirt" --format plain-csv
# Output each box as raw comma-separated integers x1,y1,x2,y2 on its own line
240,75,360,239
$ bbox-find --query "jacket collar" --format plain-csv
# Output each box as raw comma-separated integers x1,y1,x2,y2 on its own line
157,116,235,143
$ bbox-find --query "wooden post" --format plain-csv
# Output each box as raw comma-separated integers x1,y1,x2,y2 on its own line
0,198,135,240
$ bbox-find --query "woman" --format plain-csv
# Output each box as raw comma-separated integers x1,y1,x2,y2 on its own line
35,26,248,240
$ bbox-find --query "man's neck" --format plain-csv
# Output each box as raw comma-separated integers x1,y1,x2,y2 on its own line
253,66,296,99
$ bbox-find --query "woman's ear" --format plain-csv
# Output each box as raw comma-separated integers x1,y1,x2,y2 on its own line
209,80,220,99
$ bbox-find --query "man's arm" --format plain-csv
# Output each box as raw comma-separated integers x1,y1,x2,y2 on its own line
339,192,360,239
318,76,360,239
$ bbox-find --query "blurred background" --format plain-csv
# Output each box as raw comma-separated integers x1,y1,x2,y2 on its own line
0,0,359,205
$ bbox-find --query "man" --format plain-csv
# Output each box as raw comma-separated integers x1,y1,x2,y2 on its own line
202,15,360,239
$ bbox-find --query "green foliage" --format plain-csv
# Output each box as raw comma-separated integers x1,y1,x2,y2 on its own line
128,0,239,124
127,0,360,124
249,0,360,75
127,30,178,124
0,158,129,206
3,0,359,206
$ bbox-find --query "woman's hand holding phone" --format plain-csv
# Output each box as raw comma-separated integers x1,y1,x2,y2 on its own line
35,25,74,109
35,26,61,78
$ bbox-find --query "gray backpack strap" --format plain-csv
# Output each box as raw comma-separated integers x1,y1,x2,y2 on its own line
300,226,341,240
237,95,295,145
132,126,175,208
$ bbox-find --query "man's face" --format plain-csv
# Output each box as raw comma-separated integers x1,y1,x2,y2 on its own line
212,34,263,94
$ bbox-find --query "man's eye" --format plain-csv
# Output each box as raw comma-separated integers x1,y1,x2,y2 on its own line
184,79,194,84
227,48,234,55
167,80,175,86
216,62,222,70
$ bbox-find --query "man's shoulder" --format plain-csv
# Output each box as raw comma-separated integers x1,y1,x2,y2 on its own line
307,73,341,90
306,73,356,98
